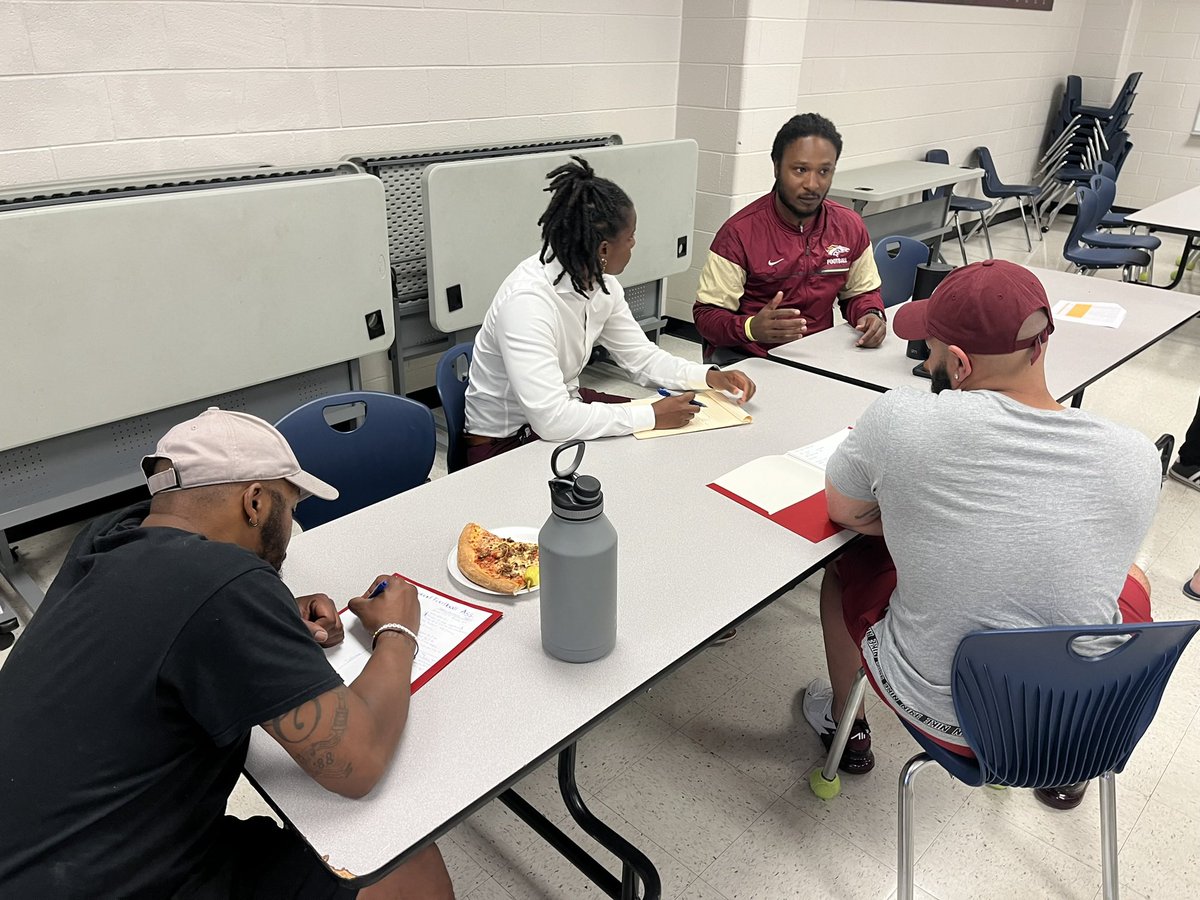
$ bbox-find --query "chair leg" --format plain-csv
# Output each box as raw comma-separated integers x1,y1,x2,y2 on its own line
953,212,969,266
1099,771,1119,900
1029,196,1044,239
1018,200,1032,251
897,754,937,900
978,211,994,259
810,669,869,799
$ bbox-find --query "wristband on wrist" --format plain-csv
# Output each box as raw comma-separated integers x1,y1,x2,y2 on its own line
372,623,419,659
744,316,756,341
864,308,886,321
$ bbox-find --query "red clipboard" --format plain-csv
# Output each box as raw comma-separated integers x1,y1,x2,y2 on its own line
338,575,502,693
706,483,843,543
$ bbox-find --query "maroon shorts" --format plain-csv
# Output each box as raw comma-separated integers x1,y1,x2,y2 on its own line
463,388,631,467
836,537,1152,754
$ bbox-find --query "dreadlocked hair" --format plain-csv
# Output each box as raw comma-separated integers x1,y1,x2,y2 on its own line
537,155,633,295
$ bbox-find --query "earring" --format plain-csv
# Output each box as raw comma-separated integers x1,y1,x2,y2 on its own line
601,257,608,272
250,518,259,528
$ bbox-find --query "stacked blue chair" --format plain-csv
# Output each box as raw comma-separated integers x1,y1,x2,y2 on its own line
1064,185,1151,279
923,149,992,264
436,342,474,474
873,235,930,307
973,146,1042,250
275,391,436,530
1035,72,1140,229
811,621,1200,900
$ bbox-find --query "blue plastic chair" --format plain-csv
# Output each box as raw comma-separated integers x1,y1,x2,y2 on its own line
873,235,930,307
1064,186,1150,279
923,149,993,264
436,342,474,474
813,621,1200,900
975,146,1043,250
275,391,436,530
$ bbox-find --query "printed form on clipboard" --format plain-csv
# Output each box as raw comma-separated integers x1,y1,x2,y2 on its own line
327,578,501,693
707,428,853,542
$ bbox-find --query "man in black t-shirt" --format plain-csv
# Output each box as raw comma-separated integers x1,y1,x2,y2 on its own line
0,408,454,899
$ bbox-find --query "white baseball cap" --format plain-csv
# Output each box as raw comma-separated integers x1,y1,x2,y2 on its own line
142,407,338,502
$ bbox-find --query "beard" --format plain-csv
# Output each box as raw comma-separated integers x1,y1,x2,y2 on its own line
774,179,826,222
260,491,290,572
929,362,954,394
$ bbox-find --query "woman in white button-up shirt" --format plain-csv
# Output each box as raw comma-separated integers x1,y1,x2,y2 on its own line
463,157,756,466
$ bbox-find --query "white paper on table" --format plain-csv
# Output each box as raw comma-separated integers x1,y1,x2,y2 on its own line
711,456,826,515
785,427,852,471
325,585,496,687
1051,300,1126,328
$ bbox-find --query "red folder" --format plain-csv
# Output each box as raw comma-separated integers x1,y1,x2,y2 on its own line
338,575,502,693
707,483,843,543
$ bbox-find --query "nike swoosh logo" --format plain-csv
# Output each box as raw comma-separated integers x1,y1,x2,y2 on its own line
768,258,785,266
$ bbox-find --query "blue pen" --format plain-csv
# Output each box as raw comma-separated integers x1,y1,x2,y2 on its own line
657,388,705,407
368,580,388,598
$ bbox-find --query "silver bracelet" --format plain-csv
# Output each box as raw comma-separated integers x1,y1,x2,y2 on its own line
372,623,419,659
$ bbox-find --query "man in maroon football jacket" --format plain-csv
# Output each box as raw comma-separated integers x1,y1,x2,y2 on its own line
693,113,887,364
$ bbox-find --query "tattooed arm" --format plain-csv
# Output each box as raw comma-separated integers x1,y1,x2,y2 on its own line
261,576,420,799
824,478,884,537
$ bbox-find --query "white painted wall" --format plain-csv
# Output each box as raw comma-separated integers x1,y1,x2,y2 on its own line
0,1,683,188
1117,0,1200,208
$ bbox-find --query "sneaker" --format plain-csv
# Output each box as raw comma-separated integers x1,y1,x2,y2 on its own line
802,678,875,774
1169,461,1200,492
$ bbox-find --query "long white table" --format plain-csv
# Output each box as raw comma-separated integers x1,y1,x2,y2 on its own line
1124,184,1200,291
768,267,1200,406
828,160,986,253
244,358,881,893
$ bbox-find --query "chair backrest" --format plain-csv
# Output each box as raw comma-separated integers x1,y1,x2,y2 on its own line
1110,139,1133,175
873,235,929,307
1064,74,1082,115
435,342,474,474
1066,185,1105,251
922,149,951,201
1089,173,1117,218
975,146,1002,195
952,621,1200,787
1095,161,1117,181
275,391,436,530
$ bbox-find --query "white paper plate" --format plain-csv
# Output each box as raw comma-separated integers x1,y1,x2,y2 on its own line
447,525,540,596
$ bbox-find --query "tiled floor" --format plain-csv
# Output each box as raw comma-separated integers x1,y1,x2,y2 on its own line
2,216,1199,899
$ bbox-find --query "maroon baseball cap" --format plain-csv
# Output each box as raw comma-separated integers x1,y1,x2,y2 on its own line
892,259,1055,360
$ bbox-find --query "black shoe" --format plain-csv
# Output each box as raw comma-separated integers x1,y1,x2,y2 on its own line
1034,782,1088,810
802,679,875,774
1170,461,1200,492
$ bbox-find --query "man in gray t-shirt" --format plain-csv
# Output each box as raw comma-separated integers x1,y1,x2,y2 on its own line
803,259,1160,811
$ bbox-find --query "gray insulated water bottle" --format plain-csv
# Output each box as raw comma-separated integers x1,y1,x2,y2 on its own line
539,440,618,663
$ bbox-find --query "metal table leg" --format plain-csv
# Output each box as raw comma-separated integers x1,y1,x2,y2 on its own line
499,743,662,900
1148,233,1197,290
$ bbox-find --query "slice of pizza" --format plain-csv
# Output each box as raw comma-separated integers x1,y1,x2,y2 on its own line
457,523,539,594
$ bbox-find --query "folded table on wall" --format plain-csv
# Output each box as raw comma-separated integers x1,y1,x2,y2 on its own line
422,138,698,336
0,164,395,620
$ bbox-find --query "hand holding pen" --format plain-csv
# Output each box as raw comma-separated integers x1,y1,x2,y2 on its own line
348,575,422,645
657,388,705,407
651,390,703,430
